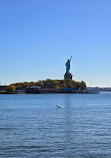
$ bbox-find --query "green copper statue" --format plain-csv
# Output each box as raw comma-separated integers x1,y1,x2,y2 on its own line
65,56,72,74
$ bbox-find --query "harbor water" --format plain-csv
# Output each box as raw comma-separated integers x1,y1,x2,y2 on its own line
0,92,111,158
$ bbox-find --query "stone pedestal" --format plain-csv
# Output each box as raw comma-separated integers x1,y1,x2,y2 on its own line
64,73,73,80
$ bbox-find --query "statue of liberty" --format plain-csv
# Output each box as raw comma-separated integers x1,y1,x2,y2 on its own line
65,56,72,74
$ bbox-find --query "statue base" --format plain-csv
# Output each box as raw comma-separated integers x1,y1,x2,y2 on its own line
64,73,73,80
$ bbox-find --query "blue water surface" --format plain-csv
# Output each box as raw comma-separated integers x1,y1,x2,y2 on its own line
0,92,111,158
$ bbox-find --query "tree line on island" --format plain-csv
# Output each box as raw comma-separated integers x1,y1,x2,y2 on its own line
12,79,86,90
0,79,86,94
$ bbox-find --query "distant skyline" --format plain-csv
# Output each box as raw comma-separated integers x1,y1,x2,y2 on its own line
0,0,111,87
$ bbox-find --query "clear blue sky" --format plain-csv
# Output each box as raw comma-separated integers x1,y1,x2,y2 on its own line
0,0,111,87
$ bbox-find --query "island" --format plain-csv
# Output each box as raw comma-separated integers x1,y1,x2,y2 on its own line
0,79,86,94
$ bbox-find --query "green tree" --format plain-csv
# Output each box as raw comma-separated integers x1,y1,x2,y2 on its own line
6,85,16,93
79,81,86,91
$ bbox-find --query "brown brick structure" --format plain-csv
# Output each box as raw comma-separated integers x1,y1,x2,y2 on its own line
64,73,73,80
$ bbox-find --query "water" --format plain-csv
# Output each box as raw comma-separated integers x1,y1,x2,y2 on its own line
0,92,111,158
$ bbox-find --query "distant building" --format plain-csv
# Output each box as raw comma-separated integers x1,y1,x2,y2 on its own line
0,86,8,91
25,87,41,94
59,87,79,93
83,87,100,94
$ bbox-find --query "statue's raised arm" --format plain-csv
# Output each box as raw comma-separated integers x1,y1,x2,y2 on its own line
70,55,72,62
